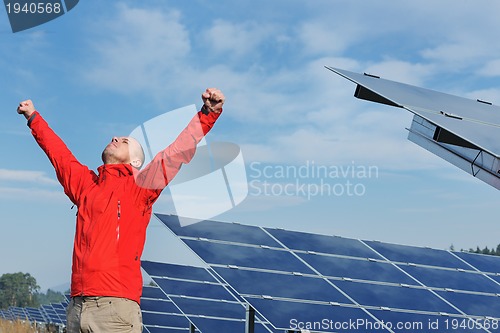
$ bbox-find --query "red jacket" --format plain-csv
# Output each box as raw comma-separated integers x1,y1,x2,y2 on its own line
28,109,221,303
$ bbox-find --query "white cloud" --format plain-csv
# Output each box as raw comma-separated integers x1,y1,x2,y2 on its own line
0,169,58,186
78,1,500,177
83,4,191,96
202,20,274,57
297,21,356,56
477,59,500,77
464,88,500,106
365,61,434,86
0,187,66,202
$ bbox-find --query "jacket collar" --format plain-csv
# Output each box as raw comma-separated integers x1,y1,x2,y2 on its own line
97,164,135,180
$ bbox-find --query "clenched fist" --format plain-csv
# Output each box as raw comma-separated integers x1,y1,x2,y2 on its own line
202,88,225,114
17,100,36,119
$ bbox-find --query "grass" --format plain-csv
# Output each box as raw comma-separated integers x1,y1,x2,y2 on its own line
0,318,37,333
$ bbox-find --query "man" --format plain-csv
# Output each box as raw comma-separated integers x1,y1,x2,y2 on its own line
17,88,225,332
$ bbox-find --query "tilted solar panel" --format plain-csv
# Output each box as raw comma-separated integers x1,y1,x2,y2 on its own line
25,307,46,322
155,213,500,333
325,66,500,190
141,285,194,332
141,261,274,333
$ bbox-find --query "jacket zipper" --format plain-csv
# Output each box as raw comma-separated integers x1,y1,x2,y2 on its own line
116,200,121,241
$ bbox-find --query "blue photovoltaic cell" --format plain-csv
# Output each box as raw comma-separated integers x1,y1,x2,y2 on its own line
492,275,500,284
142,285,170,299
144,327,190,333
143,261,275,333
157,216,500,332
183,239,314,274
213,267,352,304
142,261,216,283
298,253,416,285
52,302,66,317
247,297,390,332
154,277,235,301
435,291,500,319
0,310,13,320
400,265,500,294
186,317,270,333
9,307,27,319
155,213,280,247
453,251,500,274
368,310,490,333
331,280,460,314
364,241,471,270
142,312,191,328
170,296,244,319
266,228,381,259
26,307,45,322
141,284,191,333
41,304,62,324
141,298,180,315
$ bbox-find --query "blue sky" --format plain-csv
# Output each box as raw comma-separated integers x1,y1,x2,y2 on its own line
0,0,498,291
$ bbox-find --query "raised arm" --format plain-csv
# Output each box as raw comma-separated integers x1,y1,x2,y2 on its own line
136,88,225,201
18,100,97,205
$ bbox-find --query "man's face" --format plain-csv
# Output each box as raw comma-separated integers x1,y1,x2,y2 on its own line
102,136,139,166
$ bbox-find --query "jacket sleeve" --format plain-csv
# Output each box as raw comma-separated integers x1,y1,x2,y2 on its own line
135,109,222,204
28,112,97,205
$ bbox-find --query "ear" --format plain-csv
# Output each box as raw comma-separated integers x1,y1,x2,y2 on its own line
130,159,142,169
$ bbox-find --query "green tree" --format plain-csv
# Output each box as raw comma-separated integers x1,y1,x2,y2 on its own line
0,272,40,309
36,288,65,305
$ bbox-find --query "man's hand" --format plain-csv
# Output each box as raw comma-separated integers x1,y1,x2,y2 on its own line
17,100,36,119
202,88,225,114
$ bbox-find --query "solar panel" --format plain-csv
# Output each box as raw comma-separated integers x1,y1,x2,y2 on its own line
8,306,27,320
51,302,67,324
41,304,57,317
325,66,500,190
0,309,14,321
25,307,46,322
266,228,380,258
295,253,416,284
156,213,500,333
141,261,273,333
141,285,193,332
364,240,473,269
41,303,64,324
453,251,500,274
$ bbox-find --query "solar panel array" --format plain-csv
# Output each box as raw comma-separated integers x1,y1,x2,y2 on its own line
3,213,499,333
151,213,500,333
0,301,68,326
141,261,273,333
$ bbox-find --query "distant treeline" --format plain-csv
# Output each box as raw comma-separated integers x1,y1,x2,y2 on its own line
0,272,65,310
452,244,500,256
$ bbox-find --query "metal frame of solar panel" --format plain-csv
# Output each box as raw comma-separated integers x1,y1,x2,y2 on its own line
0,309,14,321
0,301,68,330
51,302,68,324
325,66,500,190
141,284,196,333
155,213,500,333
141,261,274,333
41,303,64,325
8,306,28,321
25,306,47,323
